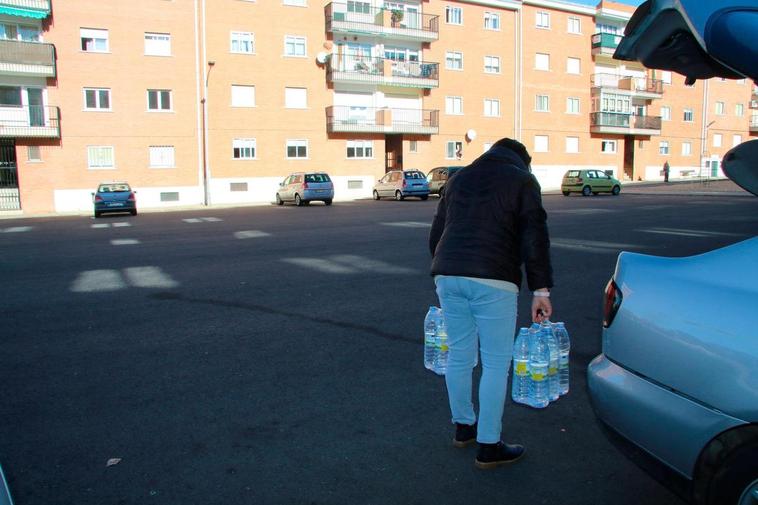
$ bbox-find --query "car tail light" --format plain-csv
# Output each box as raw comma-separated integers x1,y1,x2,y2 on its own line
128,192,136,201
402,179,407,188
603,278,622,328
576,178,583,184
94,195,103,202
303,182,309,189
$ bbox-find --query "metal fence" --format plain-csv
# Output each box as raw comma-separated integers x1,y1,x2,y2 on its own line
327,56,438,87
326,106,439,134
325,3,439,39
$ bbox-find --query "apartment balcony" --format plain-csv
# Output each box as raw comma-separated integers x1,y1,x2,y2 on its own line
751,89,758,109
0,105,60,138
591,32,623,57
0,0,51,18
325,3,439,43
0,40,55,77
591,73,663,99
590,112,662,136
750,116,758,134
327,56,438,88
326,106,439,135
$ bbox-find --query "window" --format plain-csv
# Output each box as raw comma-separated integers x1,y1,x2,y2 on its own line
735,103,744,116
446,141,463,159
445,51,463,70
446,6,462,25
347,140,373,158
347,1,370,13
147,89,172,111
83,88,111,110
144,33,171,56
535,95,549,112
149,146,175,168
283,0,306,5
660,71,672,84
683,109,694,122
233,139,256,159
715,101,725,115
445,96,463,115
409,140,418,153
484,98,500,117
286,139,308,158
659,141,669,155
566,57,581,75
27,146,41,162
713,133,722,147
733,135,742,147
284,36,306,57
0,86,21,106
87,146,114,169
80,28,108,52
231,85,255,107
484,12,500,30
601,140,617,153
534,135,548,152
535,53,549,71
682,142,692,156
565,136,579,153
567,16,581,34
231,32,254,54
285,87,307,108
661,106,671,121
484,56,500,74
566,97,580,114
536,11,550,28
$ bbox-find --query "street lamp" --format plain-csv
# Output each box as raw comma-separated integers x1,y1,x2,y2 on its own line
201,61,215,206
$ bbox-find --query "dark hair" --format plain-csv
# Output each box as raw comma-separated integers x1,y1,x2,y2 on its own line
492,137,532,167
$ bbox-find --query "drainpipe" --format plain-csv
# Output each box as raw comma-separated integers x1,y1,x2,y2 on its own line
193,0,204,206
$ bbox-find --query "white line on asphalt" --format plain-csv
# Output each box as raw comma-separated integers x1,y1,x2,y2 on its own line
113,222,132,227
550,209,616,215
123,266,180,288
2,226,33,233
111,239,140,245
379,221,431,228
182,218,202,223
282,258,357,274
551,238,641,254
234,230,271,239
91,223,110,228
282,255,419,275
71,270,127,292
202,217,222,222
637,227,744,238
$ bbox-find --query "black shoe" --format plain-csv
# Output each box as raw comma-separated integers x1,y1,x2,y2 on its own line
452,423,477,448
475,442,525,469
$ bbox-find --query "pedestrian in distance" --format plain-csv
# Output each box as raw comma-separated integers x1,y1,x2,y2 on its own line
663,160,670,183
429,137,554,469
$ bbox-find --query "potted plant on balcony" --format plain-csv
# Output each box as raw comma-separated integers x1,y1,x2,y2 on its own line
391,9,404,26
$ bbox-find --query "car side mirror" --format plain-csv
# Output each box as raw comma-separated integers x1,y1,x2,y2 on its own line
722,139,758,196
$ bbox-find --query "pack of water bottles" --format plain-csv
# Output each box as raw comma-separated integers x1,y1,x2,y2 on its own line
511,320,570,408
423,306,449,375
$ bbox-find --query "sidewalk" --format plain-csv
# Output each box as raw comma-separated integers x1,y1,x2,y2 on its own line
546,177,752,197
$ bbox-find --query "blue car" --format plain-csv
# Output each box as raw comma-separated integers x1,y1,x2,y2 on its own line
92,182,137,218
373,170,429,201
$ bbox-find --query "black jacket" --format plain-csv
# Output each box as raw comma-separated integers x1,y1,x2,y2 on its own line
429,146,553,291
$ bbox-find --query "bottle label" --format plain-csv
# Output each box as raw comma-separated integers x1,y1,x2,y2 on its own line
531,372,545,381
515,362,528,376
439,344,448,351
548,367,558,375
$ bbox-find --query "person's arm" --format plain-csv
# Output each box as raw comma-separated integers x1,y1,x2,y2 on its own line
429,194,447,256
518,175,554,322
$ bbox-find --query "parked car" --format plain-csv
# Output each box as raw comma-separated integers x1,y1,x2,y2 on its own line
561,169,621,196
589,2,758,504
92,182,137,218
373,170,429,201
276,172,334,206
427,166,464,196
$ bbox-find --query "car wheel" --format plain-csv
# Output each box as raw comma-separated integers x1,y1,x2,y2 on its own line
582,185,592,196
562,191,571,196
130,209,137,216
295,194,303,206
612,185,621,195
420,195,428,201
276,194,283,205
373,190,380,201
395,190,404,201
707,444,758,505
324,199,332,206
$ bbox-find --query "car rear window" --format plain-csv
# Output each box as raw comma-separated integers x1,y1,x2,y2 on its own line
566,170,581,177
305,174,331,183
404,171,424,179
99,184,130,192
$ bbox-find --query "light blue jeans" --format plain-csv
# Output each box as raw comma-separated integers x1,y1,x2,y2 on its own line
435,276,518,444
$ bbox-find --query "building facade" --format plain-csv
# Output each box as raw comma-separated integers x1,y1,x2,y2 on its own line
2,0,754,215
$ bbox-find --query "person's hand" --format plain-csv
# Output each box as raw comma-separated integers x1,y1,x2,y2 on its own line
531,295,553,323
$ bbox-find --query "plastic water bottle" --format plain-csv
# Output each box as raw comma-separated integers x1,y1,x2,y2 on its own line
528,328,550,408
554,322,571,396
433,312,448,375
541,320,560,402
423,306,439,371
511,328,531,405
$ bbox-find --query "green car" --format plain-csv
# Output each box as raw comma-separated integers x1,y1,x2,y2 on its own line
561,169,621,196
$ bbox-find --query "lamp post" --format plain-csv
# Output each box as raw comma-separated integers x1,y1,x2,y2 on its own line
201,60,215,206
701,119,715,181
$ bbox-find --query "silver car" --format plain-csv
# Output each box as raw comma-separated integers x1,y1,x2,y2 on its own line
372,170,429,201
276,172,334,206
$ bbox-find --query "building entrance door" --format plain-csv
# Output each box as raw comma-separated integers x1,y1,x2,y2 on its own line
385,134,403,172
0,139,20,210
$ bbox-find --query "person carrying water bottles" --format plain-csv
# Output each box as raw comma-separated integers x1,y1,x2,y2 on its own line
429,137,554,469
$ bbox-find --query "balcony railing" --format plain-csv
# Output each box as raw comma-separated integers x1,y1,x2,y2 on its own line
325,3,439,42
591,32,623,56
326,106,439,134
0,105,60,138
590,112,661,135
0,40,55,76
591,73,663,96
327,56,438,88
0,0,51,15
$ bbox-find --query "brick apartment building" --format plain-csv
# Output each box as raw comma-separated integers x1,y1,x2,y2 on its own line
0,0,754,214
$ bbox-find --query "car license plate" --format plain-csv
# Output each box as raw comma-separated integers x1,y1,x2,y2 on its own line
107,202,124,207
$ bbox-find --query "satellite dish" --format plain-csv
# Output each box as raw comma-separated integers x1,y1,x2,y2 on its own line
316,52,328,64
466,129,477,141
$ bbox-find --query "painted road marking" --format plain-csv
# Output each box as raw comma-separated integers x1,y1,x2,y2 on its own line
234,230,271,239
183,217,222,223
70,267,179,293
2,226,33,233
123,266,179,288
379,221,431,228
111,239,140,245
551,238,641,254
637,227,744,238
282,255,417,275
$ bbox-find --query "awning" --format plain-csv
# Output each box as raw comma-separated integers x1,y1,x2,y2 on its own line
0,5,49,19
